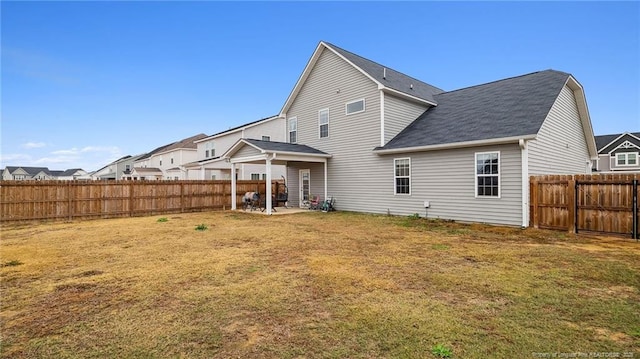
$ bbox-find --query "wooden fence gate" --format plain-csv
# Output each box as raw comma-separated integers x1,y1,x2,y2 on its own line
530,174,639,239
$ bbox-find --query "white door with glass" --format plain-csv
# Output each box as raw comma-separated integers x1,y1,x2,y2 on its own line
299,169,310,207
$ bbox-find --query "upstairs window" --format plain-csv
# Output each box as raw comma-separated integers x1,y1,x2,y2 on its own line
616,152,638,166
205,141,215,158
262,136,271,142
319,108,329,138
476,152,500,197
394,158,411,195
346,98,365,115
171,158,174,164
289,117,297,143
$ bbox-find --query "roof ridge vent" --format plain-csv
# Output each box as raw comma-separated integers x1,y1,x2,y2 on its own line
383,67,386,80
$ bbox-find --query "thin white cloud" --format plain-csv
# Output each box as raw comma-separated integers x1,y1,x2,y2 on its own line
0,153,32,163
51,148,79,155
21,142,46,149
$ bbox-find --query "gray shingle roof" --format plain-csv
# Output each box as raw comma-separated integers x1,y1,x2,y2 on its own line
595,132,640,152
324,42,444,104
244,139,329,155
137,133,207,160
5,166,52,176
379,70,571,150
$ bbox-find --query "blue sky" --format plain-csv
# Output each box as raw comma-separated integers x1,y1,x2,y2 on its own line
2,1,639,172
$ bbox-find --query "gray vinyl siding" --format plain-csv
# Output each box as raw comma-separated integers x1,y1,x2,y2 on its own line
381,144,523,226
234,144,262,158
384,94,429,144
528,85,590,175
285,48,523,225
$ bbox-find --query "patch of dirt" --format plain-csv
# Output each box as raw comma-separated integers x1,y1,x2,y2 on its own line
76,270,104,277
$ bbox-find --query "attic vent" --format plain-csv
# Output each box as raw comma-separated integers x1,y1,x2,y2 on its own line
383,68,386,80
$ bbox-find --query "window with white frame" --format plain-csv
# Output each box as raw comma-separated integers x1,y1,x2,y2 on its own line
262,135,271,142
159,156,163,166
475,152,500,197
289,117,297,143
251,173,260,180
211,174,216,180
394,158,411,195
346,99,365,115
205,141,215,158
319,108,329,138
616,152,638,166
171,158,174,164
262,174,266,180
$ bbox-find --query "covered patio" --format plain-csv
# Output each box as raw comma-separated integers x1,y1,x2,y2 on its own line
223,139,331,215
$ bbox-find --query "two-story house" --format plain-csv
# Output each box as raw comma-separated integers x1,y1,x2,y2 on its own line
184,115,287,180
593,132,640,173
92,154,146,180
131,133,207,180
224,41,597,227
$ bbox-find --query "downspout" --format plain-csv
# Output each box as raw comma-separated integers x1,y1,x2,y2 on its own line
519,139,529,228
380,90,385,147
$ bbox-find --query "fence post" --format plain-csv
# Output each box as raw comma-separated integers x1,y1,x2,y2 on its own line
129,181,134,217
633,179,638,240
530,177,538,228
568,179,576,234
180,182,185,213
68,181,72,221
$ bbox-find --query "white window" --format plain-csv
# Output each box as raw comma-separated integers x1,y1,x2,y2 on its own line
205,141,215,158
318,108,329,138
262,135,270,142
616,152,638,166
171,158,174,164
394,158,410,195
346,98,365,115
251,173,260,180
262,174,267,180
125,164,130,171
475,152,500,197
159,156,163,166
211,174,216,180
289,117,297,143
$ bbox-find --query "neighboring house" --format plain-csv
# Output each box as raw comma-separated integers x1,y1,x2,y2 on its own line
131,133,207,180
92,154,146,180
2,166,88,180
224,41,597,227
592,132,640,173
184,115,287,180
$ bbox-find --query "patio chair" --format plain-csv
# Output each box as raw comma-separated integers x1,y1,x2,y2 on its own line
321,196,335,212
309,195,321,210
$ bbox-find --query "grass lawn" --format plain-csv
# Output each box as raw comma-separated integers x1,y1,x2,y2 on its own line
1,211,639,358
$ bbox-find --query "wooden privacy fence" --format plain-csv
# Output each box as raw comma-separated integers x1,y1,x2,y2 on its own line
0,180,284,223
530,174,639,239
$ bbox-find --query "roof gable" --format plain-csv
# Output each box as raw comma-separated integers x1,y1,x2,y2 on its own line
596,132,640,153
378,70,573,151
280,41,442,115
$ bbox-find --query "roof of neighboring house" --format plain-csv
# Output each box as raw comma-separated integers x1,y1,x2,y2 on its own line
137,133,207,160
378,70,572,151
198,115,280,142
243,139,329,155
57,168,85,176
595,132,640,152
324,42,444,104
5,166,54,176
132,167,163,175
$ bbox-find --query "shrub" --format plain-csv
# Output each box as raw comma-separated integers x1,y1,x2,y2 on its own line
431,344,453,358
195,224,208,231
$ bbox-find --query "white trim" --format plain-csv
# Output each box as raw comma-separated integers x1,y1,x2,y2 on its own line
346,98,366,115
520,139,529,228
475,151,501,199
381,86,437,107
195,115,282,143
599,132,640,154
607,140,640,154
393,157,411,195
289,117,298,144
375,135,536,155
318,108,329,139
380,90,385,147
615,152,639,167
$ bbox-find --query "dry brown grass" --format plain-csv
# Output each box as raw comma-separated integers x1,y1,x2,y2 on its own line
1,211,639,358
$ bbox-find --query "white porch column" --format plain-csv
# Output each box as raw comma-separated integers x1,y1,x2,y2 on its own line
231,162,237,210
323,159,327,200
265,156,272,215
200,165,205,180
